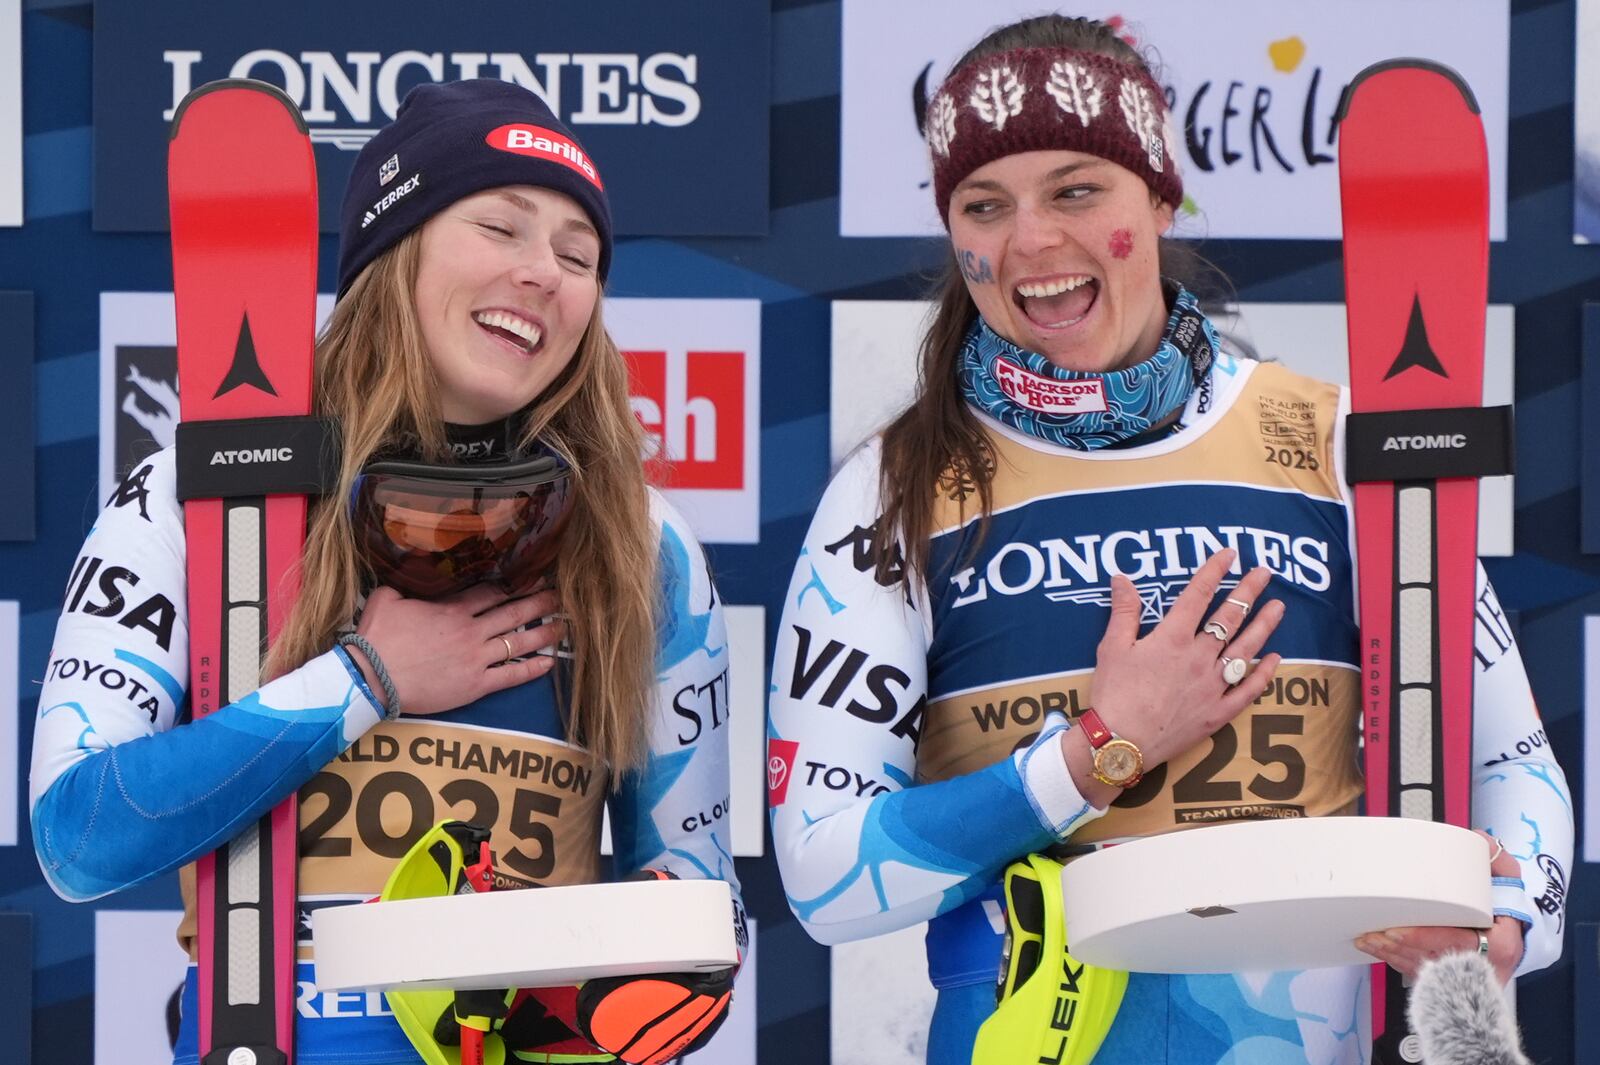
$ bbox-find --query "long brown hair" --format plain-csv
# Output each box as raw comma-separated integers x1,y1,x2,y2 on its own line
264,229,659,773
876,14,1226,585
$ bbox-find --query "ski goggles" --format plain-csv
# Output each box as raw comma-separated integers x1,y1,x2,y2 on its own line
351,453,574,600
971,853,1126,1065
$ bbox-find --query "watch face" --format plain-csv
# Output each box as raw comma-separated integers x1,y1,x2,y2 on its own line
1097,740,1141,782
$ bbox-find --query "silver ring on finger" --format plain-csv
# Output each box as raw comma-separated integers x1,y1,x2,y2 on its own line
1226,597,1251,618
1203,620,1230,643
1220,656,1248,686
500,635,514,665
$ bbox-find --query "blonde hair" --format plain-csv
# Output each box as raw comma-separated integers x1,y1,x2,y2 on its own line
265,229,659,773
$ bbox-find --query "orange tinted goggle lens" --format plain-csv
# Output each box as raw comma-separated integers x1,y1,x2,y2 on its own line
352,464,571,599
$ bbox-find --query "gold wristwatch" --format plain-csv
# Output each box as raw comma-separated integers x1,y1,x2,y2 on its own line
1079,707,1144,788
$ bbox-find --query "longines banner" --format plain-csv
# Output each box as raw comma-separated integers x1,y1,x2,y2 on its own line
92,0,769,235
840,0,1510,240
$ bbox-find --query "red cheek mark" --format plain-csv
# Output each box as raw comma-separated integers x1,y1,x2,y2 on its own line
1109,228,1134,260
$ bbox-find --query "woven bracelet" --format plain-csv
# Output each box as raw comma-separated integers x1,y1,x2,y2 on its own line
337,633,402,720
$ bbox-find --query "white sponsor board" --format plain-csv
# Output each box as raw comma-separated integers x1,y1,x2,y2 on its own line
830,300,1515,554
98,292,337,502
829,301,927,466
604,604,764,860
1586,616,1600,862
0,600,14,845
1218,302,1515,556
725,604,767,857
1578,0,1600,242
840,0,1509,240
94,910,189,1065
101,294,760,544
606,298,763,545
0,0,17,227
831,921,934,1065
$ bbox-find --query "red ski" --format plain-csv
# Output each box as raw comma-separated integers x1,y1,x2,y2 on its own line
170,80,327,1065
1338,60,1511,1064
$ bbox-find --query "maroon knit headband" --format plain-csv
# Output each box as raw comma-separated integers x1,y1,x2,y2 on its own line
927,46,1183,225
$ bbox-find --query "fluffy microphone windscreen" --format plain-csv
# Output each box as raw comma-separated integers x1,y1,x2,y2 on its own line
1408,951,1530,1065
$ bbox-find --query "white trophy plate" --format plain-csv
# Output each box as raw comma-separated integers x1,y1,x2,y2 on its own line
313,878,738,992
1062,817,1492,974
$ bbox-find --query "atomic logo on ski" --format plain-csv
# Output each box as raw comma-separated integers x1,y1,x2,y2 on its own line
214,313,279,398
1383,295,1449,381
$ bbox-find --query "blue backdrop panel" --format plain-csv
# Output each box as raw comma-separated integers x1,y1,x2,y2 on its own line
0,912,33,1064
1574,922,1599,1061
0,291,33,540
0,1,1595,1063
91,0,770,236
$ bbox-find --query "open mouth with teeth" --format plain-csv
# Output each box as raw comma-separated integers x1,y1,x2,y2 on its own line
473,310,544,354
1013,275,1099,330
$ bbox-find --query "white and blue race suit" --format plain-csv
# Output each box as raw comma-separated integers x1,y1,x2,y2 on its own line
30,447,745,1064
769,352,1571,1065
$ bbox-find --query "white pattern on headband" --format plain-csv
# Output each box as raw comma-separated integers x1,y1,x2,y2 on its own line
926,92,958,157
971,65,1026,132
1045,60,1104,126
1118,77,1165,172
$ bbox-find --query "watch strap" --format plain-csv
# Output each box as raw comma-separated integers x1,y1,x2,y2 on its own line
1078,707,1112,748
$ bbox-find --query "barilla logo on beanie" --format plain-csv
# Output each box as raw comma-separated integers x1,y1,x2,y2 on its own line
337,79,615,294
486,124,604,189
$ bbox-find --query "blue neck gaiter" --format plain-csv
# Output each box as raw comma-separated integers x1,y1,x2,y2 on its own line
958,285,1219,450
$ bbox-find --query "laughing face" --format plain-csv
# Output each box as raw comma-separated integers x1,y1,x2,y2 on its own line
414,185,601,425
947,150,1175,374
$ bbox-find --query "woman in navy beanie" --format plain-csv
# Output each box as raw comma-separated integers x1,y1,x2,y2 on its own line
31,78,743,1065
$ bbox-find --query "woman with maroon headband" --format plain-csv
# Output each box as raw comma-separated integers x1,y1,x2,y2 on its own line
770,14,1567,1064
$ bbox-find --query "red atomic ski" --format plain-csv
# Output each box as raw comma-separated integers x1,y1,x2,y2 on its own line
1338,59,1497,1065
170,80,320,1065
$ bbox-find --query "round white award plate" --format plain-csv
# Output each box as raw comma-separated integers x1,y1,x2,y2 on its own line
312,878,738,992
1061,817,1492,974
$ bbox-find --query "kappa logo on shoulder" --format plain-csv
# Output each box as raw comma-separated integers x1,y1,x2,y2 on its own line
825,519,911,604
108,463,154,522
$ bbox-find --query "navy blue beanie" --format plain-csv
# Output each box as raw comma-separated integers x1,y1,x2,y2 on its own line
337,79,612,295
